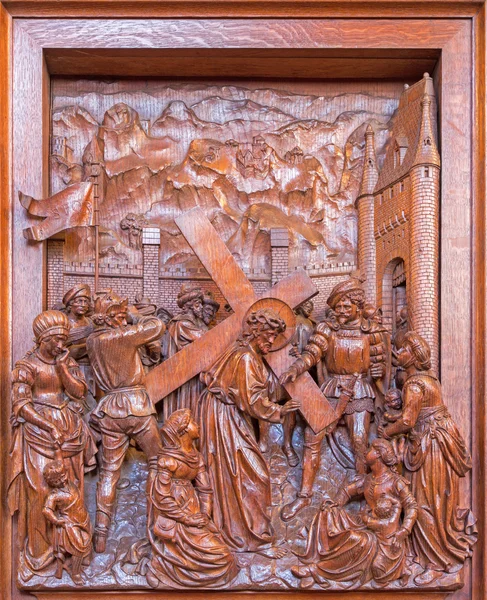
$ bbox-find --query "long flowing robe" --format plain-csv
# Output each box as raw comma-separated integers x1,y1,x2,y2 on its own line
147,451,237,588
199,341,282,552
8,351,96,573
400,373,477,572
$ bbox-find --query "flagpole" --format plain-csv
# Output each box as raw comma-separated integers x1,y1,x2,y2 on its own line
91,162,100,292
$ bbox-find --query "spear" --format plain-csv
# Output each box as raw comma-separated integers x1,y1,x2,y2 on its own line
90,162,101,292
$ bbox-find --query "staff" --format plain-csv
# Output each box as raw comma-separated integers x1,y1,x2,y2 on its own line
90,162,101,291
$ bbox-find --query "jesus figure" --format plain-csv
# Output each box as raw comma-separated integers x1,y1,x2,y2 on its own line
198,303,299,558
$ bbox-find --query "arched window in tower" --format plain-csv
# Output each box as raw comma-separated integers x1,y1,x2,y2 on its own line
381,257,407,334
394,145,400,168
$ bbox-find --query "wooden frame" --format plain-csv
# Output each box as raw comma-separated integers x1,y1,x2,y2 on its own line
0,2,485,599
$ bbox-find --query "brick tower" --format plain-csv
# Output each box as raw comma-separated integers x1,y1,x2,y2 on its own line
356,124,379,305
357,73,440,373
408,87,441,373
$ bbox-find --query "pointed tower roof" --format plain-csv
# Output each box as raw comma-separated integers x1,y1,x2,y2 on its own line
412,77,441,168
357,124,379,203
374,73,439,192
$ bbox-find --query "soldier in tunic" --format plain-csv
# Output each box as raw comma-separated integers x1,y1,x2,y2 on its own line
284,299,316,466
86,291,165,553
258,299,316,463
279,279,388,521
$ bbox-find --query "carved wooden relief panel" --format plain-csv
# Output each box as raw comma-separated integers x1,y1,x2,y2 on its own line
10,74,476,594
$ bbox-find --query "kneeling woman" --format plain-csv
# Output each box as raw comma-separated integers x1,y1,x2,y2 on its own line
147,409,237,589
293,439,417,588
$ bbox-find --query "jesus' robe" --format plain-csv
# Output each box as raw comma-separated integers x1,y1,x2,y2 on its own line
198,340,282,553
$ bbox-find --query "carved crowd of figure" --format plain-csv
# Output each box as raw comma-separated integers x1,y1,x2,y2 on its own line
8,278,477,589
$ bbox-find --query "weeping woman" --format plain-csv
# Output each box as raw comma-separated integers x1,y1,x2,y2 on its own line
8,310,96,575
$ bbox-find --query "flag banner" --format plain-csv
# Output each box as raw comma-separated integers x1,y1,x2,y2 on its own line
20,181,94,241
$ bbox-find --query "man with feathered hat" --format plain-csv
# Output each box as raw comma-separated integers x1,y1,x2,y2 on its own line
163,283,208,420
86,290,165,552
279,278,388,521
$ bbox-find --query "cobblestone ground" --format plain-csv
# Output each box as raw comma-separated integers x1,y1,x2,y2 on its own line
21,423,463,592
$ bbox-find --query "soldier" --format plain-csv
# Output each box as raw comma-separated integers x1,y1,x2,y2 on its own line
86,290,165,553
279,279,388,521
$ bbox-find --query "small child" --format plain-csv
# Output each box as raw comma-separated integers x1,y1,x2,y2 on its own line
362,494,410,586
381,389,406,462
43,460,93,585
362,494,401,541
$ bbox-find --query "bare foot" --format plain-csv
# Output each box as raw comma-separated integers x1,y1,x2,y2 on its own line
281,496,312,522
257,546,288,559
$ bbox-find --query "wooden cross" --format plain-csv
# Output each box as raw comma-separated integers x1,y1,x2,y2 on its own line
145,207,337,434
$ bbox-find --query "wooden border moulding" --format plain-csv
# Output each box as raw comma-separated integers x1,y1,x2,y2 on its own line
0,2,485,600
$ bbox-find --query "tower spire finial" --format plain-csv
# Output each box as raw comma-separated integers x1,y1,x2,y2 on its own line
412,92,440,168
357,124,379,201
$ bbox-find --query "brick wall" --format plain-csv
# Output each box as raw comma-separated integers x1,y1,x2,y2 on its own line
270,228,289,285
47,240,64,309
47,235,355,328
143,245,160,301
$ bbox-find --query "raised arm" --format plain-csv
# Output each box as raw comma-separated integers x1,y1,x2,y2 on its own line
124,316,165,348
56,353,87,401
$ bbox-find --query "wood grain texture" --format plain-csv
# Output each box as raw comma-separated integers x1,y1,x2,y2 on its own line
12,22,47,363
471,5,486,600
3,8,486,600
17,18,467,50
146,208,334,433
33,592,453,600
438,22,472,471
1,0,484,19
0,5,12,600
